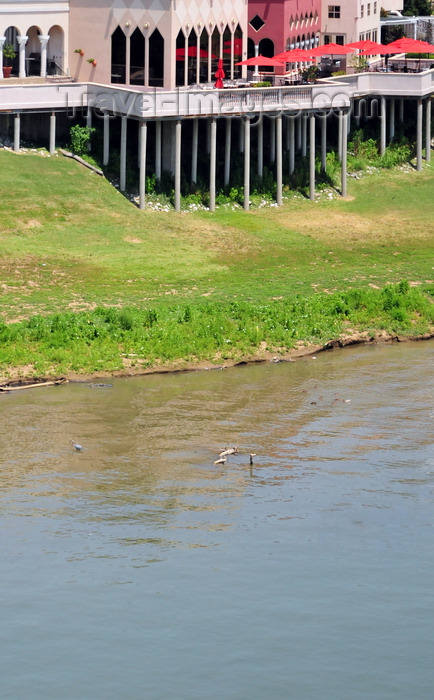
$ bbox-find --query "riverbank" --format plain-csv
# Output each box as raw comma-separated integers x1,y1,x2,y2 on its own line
0,151,433,382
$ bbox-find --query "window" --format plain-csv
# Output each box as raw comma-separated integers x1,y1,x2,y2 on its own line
336,35,344,45
328,5,340,19
374,2,377,13
361,5,364,18
372,30,377,42
324,35,331,44
250,15,265,32
367,3,371,15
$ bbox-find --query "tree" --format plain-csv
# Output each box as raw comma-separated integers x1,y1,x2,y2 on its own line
403,0,432,16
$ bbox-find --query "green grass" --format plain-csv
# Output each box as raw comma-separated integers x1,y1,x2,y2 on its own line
0,149,433,377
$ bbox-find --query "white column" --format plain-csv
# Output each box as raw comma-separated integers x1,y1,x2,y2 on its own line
103,113,109,166
309,114,315,201
191,118,198,184
289,116,295,176
196,34,200,85
321,114,327,171
49,112,56,154
86,107,92,152
0,37,6,79
209,117,216,212
301,115,307,158
208,32,212,82
14,113,20,151
296,115,302,151
380,97,386,156
389,98,395,142
175,119,182,212
144,35,149,87
184,36,188,87
276,115,282,206
38,35,49,78
155,120,161,181
416,99,423,172
239,117,244,153
425,98,431,163
224,117,231,186
243,118,250,211
139,121,147,210
230,32,234,80
270,118,276,163
341,112,348,198
338,110,343,161
257,117,263,177
120,116,127,191
17,36,28,79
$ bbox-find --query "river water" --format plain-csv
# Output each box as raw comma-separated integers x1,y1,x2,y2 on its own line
1,341,433,699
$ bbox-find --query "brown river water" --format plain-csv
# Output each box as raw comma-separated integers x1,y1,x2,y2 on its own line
1,340,433,699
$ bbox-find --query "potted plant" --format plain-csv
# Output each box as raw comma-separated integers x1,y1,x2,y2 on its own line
2,43,16,78
74,48,84,57
87,58,97,67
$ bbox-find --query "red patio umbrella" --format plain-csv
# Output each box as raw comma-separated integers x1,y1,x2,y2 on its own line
235,55,285,67
344,40,386,52
176,47,209,59
385,37,434,53
223,38,243,55
309,43,354,56
273,48,315,62
214,58,225,88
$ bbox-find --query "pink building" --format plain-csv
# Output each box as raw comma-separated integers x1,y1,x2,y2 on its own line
247,0,322,59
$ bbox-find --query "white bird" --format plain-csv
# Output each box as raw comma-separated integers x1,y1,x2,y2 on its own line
69,439,83,451
219,447,238,458
214,457,227,465
249,453,256,465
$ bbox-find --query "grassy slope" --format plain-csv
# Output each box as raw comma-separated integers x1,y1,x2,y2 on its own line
0,150,433,377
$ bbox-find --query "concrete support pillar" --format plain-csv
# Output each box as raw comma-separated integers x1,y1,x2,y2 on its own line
321,114,327,171
354,99,360,128
17,36,28,78
425,98,431,163
191,118,198,184
289,116,295,176
270,118,276,163
399,99,404,123
139,121,147,210
0,37,5,79
209,117,217,211
301,115,307,157
49,112,56,154
380,96,386,156
341,112,348,198
389,98,395,142
243,118,250,212
14,113,20,152
175,119,182,212
155,120,161,181
309,113,315,201
224,117,231,186
338,110,343,161
239,117,244,153
285,118,290,152
416,99,423,171
86,107,92,152
296,114,302,151
257,117,263,177
206,119,211,154
120,115,127,192
103,113,109,166
276,114,282,206
38,35,49,78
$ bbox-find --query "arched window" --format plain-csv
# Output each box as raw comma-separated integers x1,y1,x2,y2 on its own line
247,37,255,59
111,27,126,83
258,38,274,58
130,28,144,85
149,29,164,87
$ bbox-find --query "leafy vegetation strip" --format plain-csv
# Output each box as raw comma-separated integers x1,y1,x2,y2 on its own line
0,282,433,378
